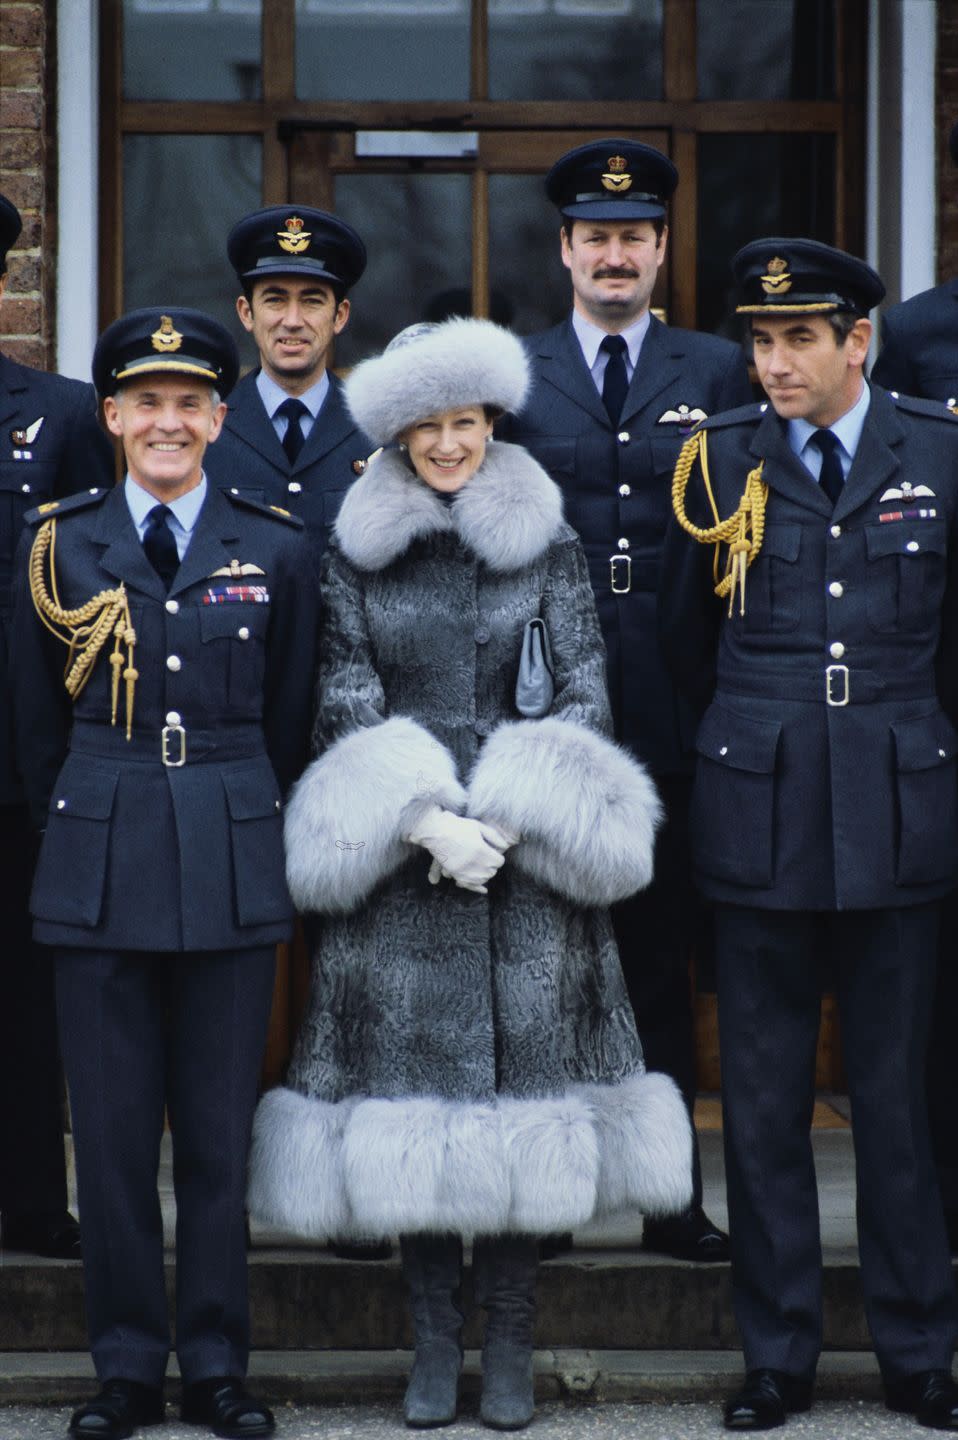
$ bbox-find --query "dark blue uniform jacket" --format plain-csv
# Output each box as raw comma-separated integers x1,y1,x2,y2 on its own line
203,369,371,560
660,385,958,911
0,354,114,801
11,482,319,952
872,280,958,405
502,315,752,774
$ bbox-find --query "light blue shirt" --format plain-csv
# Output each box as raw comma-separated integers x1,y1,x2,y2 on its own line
256,369,330,445
572,309,652,395
125,474,207,561
789,381,871,483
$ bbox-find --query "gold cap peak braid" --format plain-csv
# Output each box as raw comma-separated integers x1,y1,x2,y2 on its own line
671,429,768,617
28,519,139,738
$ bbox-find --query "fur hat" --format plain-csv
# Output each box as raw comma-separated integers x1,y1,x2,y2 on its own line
344,317,530,447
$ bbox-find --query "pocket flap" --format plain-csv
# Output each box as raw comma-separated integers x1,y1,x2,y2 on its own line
865,521,947,560
200,606,269,642
222,767,282,820
696,703,781,774
759,523,801,562
47,768,118,820
892,710,958,773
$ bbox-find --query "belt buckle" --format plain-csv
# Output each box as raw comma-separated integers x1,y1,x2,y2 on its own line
161,724,186,767
610,554,632,595
826,664,849,707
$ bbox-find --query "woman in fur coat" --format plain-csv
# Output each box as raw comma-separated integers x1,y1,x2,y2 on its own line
249,318,692,1431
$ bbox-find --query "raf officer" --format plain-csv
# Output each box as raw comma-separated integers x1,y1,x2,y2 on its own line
11,309,318,1440
502,139,752,1262
0,192,114,1260
204,205,370,556
662,239,958,1431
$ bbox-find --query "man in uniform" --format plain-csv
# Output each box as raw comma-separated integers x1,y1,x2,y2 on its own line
662,238,958,1431
11,308,318,1440
0,191,113,1259
871,122,958,1256
204,205,370,557
502,139,753,1261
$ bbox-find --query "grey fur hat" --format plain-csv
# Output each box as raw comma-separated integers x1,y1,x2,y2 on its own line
344,317,530,447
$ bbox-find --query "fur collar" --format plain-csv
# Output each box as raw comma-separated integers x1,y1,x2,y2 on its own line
334,441,565,573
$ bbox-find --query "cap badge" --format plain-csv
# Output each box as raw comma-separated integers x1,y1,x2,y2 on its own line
761,257,792,295
601,156,633,193
277,216,312,254
151,316,183,353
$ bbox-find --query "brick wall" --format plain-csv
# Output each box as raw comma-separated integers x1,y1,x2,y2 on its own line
0,0,53,369
939,0,958,282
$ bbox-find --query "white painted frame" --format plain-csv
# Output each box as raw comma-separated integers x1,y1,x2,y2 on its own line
56,0,99,380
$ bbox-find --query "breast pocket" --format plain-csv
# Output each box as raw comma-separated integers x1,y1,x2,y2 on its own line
691,703,782,888
31,762,119,927
741,523,803,634
0,462,56,585
865,522,947,633
199,604,269,706
892,710,958,886
222,764,293,927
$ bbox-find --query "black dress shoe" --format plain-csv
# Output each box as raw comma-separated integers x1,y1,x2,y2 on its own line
181,1377,275,1438
886,1369,958,1429
328,1236,393,1260
642,1204,729,1262
68,1379,164,1439
2,1208,81,1259
724,1369,813,1431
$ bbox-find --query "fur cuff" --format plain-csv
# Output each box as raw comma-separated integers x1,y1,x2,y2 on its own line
284,716,466,914
467,718,663,907
247,1071,692,1239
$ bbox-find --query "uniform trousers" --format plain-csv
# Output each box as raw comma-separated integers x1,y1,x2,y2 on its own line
715,903,957,1382
613,775,703,1204
0,804,68,1214
54,946,275,1388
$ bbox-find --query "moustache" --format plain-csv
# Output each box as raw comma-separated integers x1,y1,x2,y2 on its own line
594,267,640,280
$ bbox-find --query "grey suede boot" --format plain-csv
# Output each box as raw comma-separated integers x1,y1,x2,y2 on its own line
400,1232,465,1427
474,1233,539,1431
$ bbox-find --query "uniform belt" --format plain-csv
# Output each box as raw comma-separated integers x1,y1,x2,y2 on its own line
69,721,266,767
717,666,938,707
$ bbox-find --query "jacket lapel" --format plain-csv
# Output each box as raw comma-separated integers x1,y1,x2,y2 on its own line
619,317,683,427
94,485,169,601
0,353,29,430
747,406,834,517
168,486,241,597
292,375,358,472
832,385,903,523
533,320,610,427
222,371,288,469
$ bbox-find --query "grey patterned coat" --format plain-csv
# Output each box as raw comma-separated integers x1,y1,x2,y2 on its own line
249,441,691,1238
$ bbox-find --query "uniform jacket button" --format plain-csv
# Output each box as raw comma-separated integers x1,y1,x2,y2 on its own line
617,537,630,550
830,524,842,538
166,655,182,672
618,484,631,497
288,481,303,494
828,581,844,598
906,540,920,553
617,431,630,444
829,642,845,659
165,599,179,614
166,710,182,726
238,626,250,640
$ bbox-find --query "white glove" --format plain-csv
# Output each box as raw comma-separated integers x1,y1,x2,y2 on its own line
406,804,509,894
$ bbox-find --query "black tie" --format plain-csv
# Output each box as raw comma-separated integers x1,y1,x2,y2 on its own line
143,504,179,590
811,428,844,508
277,397,308,465
600,334,629,424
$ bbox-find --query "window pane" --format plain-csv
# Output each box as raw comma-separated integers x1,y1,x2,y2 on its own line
296,0,470,101
123,135,263,369
488,175,572,335
123,0,262,101
489,0,663,101
331,174,473,365
696,133,836,338
697,0,835,101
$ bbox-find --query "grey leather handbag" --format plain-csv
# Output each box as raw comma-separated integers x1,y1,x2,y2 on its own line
515,617,555,718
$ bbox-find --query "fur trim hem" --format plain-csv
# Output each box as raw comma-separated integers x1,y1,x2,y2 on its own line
334,443,565,574
344,318,530,448
283,716,466,915
247,1072,692,1239
467,718,663,907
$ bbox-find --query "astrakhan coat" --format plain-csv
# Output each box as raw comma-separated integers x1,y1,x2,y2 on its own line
249,440,692,1239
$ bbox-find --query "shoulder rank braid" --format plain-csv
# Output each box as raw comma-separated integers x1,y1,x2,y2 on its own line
28,519,138,737
671,428,768,617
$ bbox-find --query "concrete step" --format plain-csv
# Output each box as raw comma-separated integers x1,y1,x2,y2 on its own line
0,1349,887,1408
